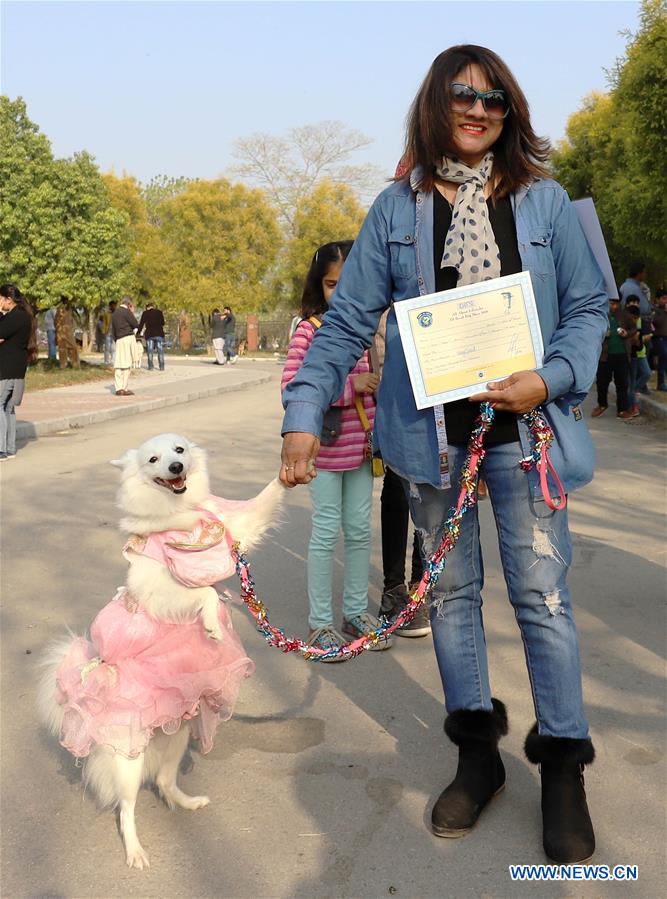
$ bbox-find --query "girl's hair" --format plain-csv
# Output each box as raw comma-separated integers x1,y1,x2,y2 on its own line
402,45,551,196
300,240,354,319
0,283,39,364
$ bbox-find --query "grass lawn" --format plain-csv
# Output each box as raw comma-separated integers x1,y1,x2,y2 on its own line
26,359,112,391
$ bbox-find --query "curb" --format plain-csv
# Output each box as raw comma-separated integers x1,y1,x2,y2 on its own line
607,383,667,422
17,372,274,440
639,394,667,421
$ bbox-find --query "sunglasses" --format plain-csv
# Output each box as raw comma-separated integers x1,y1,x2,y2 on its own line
449,82,510,120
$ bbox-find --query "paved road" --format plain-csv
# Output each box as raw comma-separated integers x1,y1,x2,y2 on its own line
1,377,664,898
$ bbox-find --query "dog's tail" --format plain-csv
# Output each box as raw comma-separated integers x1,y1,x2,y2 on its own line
225,478,285,552
36,635,76,739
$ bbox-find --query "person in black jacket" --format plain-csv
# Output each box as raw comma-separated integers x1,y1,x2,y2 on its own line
0,284,35,459
137,301,166,371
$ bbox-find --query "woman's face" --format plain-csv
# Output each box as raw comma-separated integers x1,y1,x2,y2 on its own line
321,260,344,305
448,63,504,167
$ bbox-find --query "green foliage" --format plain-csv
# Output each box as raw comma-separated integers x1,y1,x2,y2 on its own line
281,180,367,306
552,0,667,283
146,178,281,314
0,96,133,308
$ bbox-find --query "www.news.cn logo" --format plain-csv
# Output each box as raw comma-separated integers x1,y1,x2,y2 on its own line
509,864,638,882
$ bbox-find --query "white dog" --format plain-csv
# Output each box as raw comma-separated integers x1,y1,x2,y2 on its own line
38,433,283,869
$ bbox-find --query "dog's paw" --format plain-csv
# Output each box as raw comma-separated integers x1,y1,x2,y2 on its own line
183,794,210,810
125,844,150,870
205,625,224,642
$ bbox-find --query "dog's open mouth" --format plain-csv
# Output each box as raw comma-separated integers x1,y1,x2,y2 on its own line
154,476,187,494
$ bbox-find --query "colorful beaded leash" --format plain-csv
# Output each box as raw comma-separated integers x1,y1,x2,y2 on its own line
233,402,563,661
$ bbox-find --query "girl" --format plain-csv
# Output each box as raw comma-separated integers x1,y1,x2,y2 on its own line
281,241,392,660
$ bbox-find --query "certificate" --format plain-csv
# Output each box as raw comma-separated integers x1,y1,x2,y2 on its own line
394,272,544,410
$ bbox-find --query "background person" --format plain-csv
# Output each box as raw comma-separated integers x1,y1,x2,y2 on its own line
592,297,637,419
111,296,139,396
0,284,36,460
279,45,608,864
222,306,238,364
281,241,391,658
625,295,652,416
619,260,651,321
211,308,226,364
137,300,166,371
102,300,117,364
44,305,57,361
652,289,667,391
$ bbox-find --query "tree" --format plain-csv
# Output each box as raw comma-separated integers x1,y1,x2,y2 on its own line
147,178,281,316
142,175,192,226
0,97,133,310
552,0,667,282
230,121,383,233
103,172,160,298
281,180,367,306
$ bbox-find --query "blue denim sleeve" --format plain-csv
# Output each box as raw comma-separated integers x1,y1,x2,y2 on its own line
536,188,609,403
281,199,393,436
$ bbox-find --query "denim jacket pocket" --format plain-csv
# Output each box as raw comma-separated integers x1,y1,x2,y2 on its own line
529,227,555,277
388,230,416,280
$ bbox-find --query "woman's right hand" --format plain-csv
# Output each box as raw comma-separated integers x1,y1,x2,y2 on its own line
352,372,380,394
280,432,320,487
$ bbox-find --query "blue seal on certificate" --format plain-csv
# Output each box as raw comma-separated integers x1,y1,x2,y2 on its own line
417,311,433,328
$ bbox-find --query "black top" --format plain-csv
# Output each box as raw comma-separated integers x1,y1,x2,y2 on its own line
137,307,165,339
223,313,235,337
211,313,225,339
433,189,522,445
0,305,32,380
111,305,139,340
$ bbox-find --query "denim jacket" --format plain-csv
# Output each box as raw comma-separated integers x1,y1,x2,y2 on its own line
282,175,608,495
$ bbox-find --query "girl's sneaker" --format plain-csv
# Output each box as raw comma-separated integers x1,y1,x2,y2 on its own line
341,612,393,651
307,624,348,662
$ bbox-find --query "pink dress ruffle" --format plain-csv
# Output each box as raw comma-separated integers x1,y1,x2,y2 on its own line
56,591,254,758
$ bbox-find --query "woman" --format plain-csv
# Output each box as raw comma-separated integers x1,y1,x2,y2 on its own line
279,46,607,863
0,284,36,460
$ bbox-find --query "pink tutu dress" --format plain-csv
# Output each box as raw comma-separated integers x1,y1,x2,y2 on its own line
55,496,255,759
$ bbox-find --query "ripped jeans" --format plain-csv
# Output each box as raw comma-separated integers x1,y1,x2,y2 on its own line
403,441,589,739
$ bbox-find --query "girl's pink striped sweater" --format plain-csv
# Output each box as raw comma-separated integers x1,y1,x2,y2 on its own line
281,319,375,472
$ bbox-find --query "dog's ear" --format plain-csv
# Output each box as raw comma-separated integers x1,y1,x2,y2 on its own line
110,449,138,469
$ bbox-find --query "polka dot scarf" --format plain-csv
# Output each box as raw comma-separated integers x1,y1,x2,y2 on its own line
434,153,501,286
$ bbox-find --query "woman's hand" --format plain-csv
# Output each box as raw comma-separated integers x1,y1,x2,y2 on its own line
352,372,380,394
469,370,548,413
279,432,321,487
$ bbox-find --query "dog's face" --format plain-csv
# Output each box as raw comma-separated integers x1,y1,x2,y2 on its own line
112,434,210,520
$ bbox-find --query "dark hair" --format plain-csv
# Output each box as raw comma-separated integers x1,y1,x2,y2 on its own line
300,241,354,319
223,306,232,314
0,283,38,364
402,45,551,196
656,288,667,299
212,308,221,315
629,260,646,278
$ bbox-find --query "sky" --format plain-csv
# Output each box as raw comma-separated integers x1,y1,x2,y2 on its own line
1,0,640,187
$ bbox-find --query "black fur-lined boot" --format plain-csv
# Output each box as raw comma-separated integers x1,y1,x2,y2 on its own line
431,698,508,837
525,726,596,863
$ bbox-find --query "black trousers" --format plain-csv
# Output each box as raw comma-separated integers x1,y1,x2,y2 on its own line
596,354,630,412
380,465,423,591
